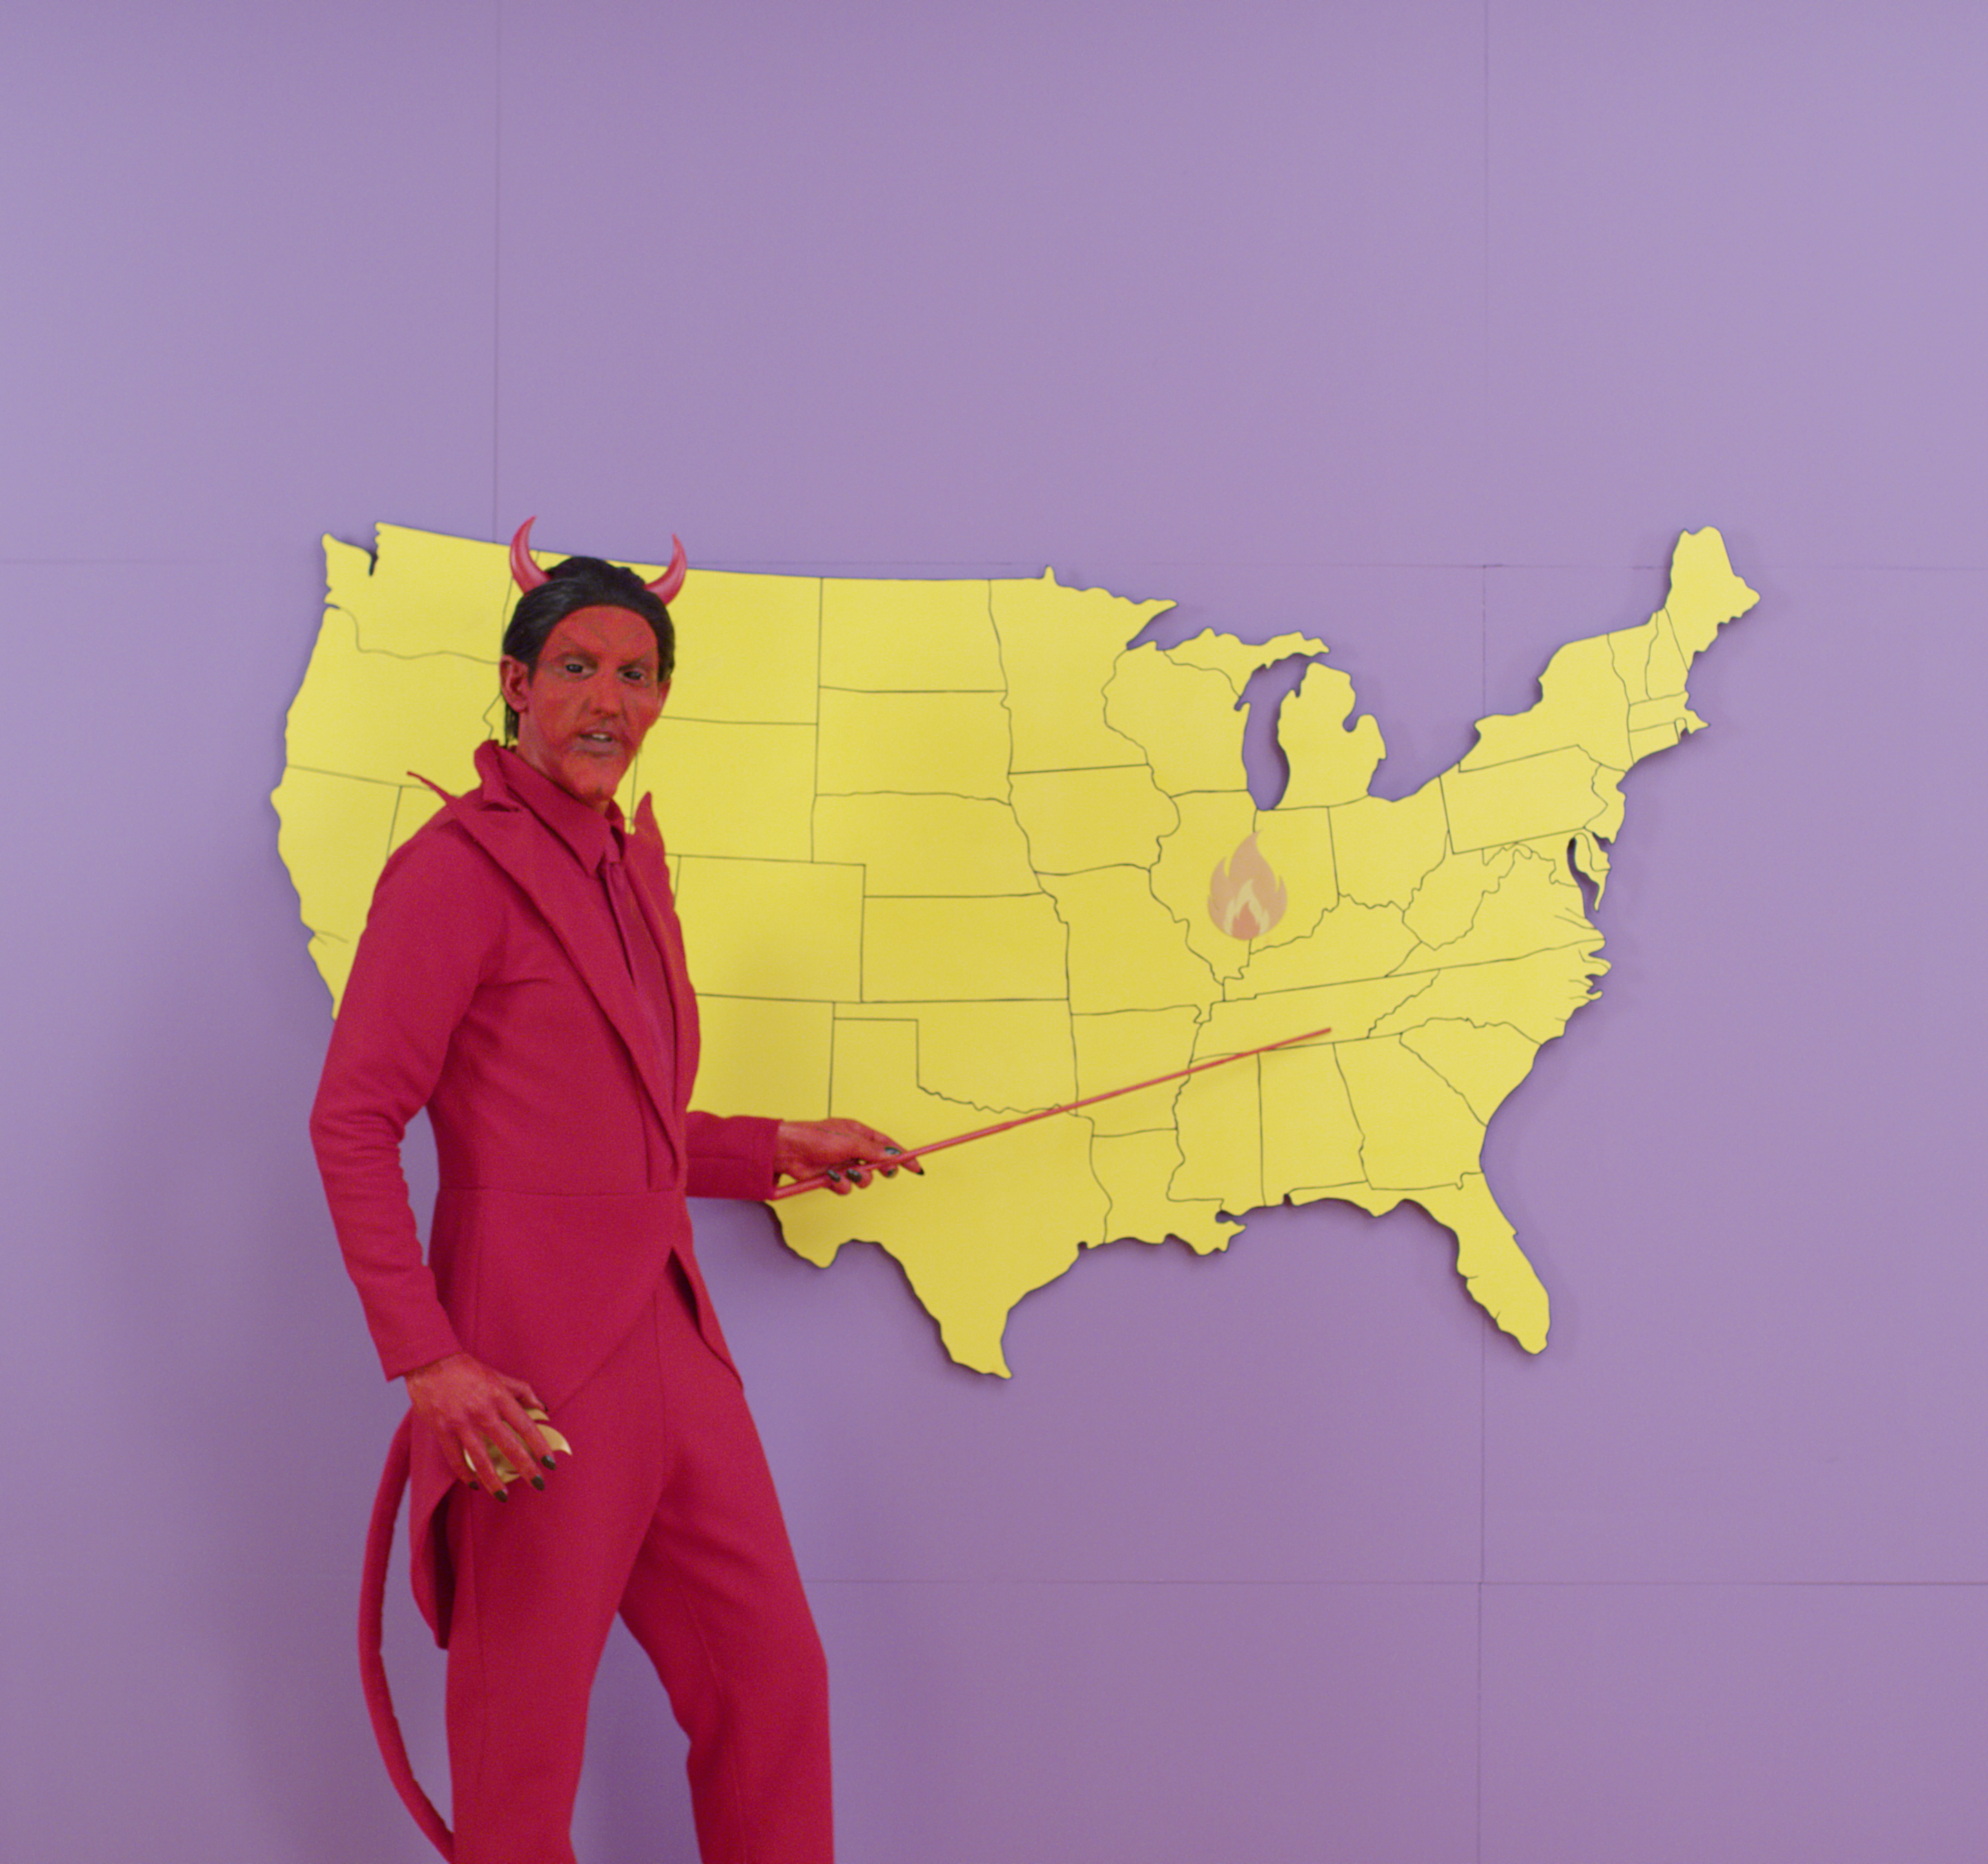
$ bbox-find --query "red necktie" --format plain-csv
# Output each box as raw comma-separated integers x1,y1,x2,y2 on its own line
602,848,673,1081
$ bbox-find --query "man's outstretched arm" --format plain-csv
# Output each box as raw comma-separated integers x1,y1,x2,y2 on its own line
773,1118,923,1194
682,1111,921,1198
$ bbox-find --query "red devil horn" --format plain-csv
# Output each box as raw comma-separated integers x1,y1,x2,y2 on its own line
645,536,688,605
508,517,550,593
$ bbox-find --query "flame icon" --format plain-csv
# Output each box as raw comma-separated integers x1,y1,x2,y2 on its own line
1207,835,1287,941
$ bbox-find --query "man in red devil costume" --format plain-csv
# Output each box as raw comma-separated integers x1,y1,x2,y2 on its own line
312,522,910,1863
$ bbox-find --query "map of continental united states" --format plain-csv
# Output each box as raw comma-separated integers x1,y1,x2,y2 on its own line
276,526,1757,1374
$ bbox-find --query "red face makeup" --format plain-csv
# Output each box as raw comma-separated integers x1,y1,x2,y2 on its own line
500,606,669,814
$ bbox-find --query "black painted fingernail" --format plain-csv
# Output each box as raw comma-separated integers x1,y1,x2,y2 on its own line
541,1456,558,1470
826,1169,844,1182
493,1488,508,1502
884,1145,902,1156
531,1476,546,1491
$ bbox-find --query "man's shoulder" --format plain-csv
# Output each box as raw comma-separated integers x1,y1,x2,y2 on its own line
377,800,508,898
387,752,552,868
380,775,602,933
347,811,509,972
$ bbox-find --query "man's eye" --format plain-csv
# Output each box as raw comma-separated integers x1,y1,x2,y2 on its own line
621,667,650,683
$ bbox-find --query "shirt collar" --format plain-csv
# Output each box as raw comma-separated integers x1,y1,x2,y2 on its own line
477,741,627,871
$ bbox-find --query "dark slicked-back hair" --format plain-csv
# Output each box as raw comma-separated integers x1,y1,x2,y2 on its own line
500,555,676,740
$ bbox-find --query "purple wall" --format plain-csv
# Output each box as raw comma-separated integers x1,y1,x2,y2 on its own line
5,3,1984,1858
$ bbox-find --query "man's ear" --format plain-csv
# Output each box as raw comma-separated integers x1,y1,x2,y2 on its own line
498,656,533,715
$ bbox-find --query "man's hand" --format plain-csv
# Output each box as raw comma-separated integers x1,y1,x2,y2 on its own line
774,1118,923,1195
405,1351,558,1497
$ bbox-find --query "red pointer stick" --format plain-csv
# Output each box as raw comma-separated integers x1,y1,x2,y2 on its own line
768,1024,1334,1201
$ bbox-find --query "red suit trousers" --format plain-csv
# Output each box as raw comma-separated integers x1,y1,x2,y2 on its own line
443,1259,832,1863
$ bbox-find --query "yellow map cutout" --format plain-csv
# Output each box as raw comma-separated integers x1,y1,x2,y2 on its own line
277,525,1759,1374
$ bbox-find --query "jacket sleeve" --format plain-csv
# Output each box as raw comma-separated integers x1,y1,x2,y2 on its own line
683,1111,782,1201
309,828,494,1379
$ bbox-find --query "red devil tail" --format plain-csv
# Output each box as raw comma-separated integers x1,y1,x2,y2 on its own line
360,1414,454,1859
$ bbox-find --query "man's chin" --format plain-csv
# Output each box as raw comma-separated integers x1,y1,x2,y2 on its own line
555,754,629,808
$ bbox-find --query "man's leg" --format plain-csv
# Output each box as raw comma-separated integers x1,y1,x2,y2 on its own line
443,1314,672,1864
617,1259,834,1864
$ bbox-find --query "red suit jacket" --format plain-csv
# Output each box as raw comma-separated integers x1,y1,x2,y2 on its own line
311,741,779,1639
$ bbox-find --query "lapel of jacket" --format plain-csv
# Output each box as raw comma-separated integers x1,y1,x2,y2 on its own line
427,774,685,1163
